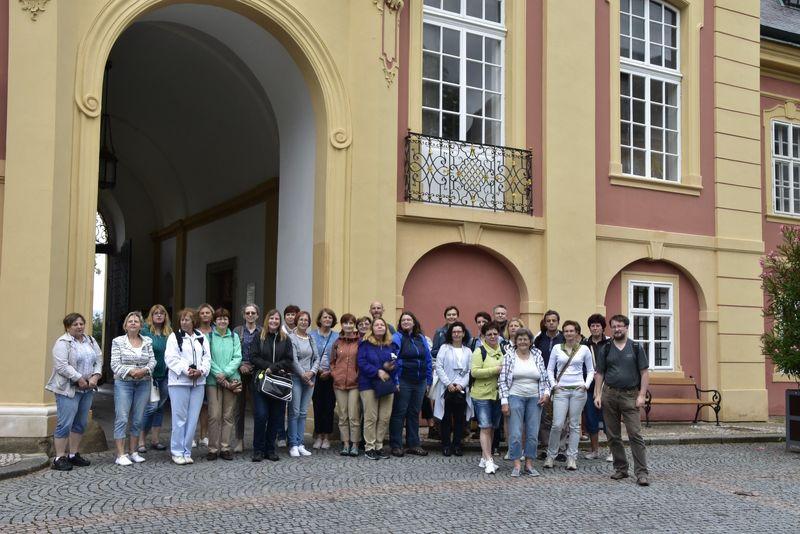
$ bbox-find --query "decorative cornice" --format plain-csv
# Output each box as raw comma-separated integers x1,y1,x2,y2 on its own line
761,40,800,81
19,0,50,21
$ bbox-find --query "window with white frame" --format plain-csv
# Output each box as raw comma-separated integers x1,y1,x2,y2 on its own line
620,0,681,181
422,0,504,144
629,280,674,370
772,120,800,216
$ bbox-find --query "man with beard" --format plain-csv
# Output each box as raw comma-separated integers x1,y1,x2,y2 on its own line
594,314,650,486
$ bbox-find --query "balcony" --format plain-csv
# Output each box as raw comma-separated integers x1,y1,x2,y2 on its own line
404,132,533,214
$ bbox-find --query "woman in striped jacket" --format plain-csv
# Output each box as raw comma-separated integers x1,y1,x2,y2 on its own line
111,311,156,466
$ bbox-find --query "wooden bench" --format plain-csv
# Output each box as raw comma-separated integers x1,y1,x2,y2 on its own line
643,375,721,427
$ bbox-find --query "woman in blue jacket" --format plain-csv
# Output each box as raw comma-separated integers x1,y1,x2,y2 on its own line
357,317,398,460
389,311,432,457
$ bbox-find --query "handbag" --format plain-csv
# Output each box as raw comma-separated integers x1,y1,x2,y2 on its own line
372,376,397,398
149,379,160,403
256,370,293,402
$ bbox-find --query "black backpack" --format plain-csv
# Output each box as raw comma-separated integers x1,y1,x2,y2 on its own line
468,346,489,388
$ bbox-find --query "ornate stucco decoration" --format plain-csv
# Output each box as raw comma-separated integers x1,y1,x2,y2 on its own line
374,0,404,86
19,0,50,21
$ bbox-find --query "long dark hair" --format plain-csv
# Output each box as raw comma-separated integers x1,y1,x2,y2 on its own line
398,310,423,337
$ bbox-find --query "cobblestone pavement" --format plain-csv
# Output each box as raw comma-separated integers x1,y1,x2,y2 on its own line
0,454,21,468
0,443,797,533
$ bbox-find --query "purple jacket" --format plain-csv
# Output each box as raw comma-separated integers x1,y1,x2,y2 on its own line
356,339,399,391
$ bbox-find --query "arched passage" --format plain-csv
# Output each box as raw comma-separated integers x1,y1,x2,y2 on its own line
402,244,521,335
68,0,353,321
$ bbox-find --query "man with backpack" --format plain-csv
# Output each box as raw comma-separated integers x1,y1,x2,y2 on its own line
594,314,650,487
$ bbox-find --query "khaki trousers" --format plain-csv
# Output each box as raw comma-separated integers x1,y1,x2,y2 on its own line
602,387,649,477
335,388,361,444
360,390,394,452
206,385,238,453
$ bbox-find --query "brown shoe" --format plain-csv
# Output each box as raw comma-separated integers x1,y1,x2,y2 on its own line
405,447,428,456
205,451,218,461
610,471,629,480
637,475,650,486
219,450,233,461
390,448,405,457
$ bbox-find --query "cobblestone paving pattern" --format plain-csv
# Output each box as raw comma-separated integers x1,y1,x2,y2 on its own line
0,443,797,533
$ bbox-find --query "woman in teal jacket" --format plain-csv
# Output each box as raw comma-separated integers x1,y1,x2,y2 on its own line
206,307,242,460
139,304,172,452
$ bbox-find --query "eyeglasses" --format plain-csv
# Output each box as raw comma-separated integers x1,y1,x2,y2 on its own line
245,312,257,315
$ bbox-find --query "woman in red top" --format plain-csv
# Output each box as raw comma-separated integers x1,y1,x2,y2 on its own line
330,313,361,456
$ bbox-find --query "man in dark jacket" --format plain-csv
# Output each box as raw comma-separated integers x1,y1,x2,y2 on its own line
431,305,472,359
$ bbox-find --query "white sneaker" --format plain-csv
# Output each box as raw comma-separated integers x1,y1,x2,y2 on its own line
321,439,331,450
115,454,133,466
192,440,197,448
312,437,323,449
233,441,243,453
606,453,614,462
171,455,186,465
200,437,209,447
277,439,287,448
129,452,146,463
584,450,600,460
183,455,194,464
289,446,300,457
484,459,498,474
478,457,487,468
297,445,312,456
566,458,578,470
543,457,554,468
503,450,511,460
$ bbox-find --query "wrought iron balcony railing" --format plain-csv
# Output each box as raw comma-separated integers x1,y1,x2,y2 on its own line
405,132,533,214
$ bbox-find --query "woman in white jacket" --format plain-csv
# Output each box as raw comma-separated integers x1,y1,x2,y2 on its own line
432,321,473,457
165,308,211,465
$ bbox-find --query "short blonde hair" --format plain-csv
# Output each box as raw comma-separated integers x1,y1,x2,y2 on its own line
123,311,144,332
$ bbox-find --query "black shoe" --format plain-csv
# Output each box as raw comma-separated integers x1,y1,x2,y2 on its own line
378,448,390,460
442,447,452,457
453,447,463,457
51,457,73,471
555,453,567,462
391,448,405,458
68,453,90,467
251,452,264,462
267,452,280,462
637,475,650,486
365,450,380,460
205,452,218,461
537,451,547,460
219,450,233,461
406,446,428,456
610,471,629,480
428,426,440,440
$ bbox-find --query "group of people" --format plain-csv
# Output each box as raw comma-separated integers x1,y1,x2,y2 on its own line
46,301,650,486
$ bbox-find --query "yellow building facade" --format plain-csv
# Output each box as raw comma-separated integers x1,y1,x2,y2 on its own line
0,0,793,443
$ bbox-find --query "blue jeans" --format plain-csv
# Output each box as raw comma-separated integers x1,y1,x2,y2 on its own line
548,388,587,460
389,379,426,449
287,375,314,447
142,377,170,432
113,379,151,440
54,391,95,438
169,384,205,456
252,389,285,455
472,398,501,429
584,382,604,435
508,395,542,461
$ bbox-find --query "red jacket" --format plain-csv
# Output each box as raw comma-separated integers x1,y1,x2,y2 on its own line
330,332,359,390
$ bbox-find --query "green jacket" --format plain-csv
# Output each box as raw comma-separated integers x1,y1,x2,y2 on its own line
470,343,504,400
207,328,242,385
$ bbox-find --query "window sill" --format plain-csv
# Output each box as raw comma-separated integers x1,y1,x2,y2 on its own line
609,173,702,196
772,372,797,383
648,370,687,380
766,213,800,225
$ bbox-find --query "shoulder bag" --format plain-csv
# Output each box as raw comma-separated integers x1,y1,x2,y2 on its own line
254,336,293,402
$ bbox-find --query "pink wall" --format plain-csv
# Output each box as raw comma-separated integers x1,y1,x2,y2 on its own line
526,0,543,217
594,0,715,235
604,260,701,421
761,76,800,414
0,0,8,160
402,244,520,336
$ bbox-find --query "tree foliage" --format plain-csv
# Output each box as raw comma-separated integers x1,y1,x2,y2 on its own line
762,225,800,387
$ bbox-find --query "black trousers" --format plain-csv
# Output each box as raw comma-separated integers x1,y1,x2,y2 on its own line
440,397,467,448
312,377,336,434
